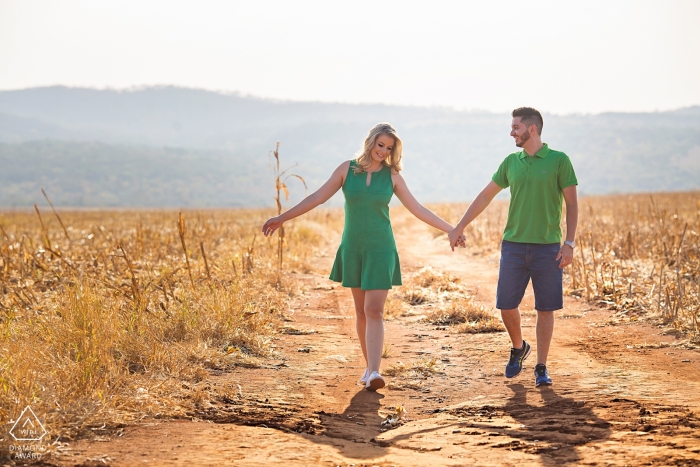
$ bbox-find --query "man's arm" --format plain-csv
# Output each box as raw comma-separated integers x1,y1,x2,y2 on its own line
448,180,503,250
556,185,578,268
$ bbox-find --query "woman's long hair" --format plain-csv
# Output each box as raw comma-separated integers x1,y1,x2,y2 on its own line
353,123,403,174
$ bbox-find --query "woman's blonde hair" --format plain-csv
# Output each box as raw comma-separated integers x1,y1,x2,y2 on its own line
353,122,403,174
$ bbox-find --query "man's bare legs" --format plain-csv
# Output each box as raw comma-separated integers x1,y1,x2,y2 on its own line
501,307,554,364
535,311,554,365
501,307,523,350
351,288,388,373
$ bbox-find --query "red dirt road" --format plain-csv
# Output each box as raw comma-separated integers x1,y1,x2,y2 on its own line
44,214,700,466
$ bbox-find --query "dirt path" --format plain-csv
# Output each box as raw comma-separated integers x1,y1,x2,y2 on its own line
45,214,700,466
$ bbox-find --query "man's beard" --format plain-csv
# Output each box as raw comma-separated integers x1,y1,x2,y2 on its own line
515,129,530,148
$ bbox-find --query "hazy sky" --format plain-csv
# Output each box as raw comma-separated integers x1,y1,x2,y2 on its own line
1,0,699,114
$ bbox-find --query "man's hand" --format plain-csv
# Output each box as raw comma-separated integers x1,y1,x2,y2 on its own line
556,243,574,268
448,228,465,251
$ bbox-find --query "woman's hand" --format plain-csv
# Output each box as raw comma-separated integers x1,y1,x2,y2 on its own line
262,216,284,237
448,227,465,251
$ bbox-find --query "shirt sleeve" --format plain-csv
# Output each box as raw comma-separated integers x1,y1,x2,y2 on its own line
492,157,510,189
558,155,578,189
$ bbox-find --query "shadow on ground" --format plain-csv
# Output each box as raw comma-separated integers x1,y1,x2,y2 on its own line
498,383,612,465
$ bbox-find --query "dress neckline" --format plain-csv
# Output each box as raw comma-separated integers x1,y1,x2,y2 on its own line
365,165,385,188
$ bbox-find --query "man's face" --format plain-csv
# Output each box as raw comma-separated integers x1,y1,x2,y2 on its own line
510,117,531,148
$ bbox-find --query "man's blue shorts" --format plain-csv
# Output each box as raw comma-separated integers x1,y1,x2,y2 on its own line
496,240,563,312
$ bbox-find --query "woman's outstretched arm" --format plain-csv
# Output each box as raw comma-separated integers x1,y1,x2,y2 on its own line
392,172,455,233
262,161,349,237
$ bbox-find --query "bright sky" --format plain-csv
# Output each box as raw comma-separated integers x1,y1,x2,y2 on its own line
1,0,699,114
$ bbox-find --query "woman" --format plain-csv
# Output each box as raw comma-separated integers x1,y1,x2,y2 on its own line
262,123,461,391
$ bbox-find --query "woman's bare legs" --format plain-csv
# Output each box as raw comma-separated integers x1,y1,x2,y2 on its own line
351,288,388,374
351,288,368,366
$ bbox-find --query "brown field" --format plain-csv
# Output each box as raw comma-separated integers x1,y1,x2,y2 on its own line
0,208,337,452
434,192,700,337
1,192,699,465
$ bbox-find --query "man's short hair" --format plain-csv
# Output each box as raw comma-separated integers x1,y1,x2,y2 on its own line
512,107,543,135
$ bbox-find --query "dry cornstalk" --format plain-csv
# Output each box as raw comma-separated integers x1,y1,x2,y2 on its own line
243,235,257,274
579,243,591,301
42,187,70,241
0,223,10,243
34,204,52,251
270,142,307,274
178,212,195,289
657,264,664,315
200,241,211,280
118,243,142,307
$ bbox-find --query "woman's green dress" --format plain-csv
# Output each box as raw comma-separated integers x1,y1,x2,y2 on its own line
329,160,402,290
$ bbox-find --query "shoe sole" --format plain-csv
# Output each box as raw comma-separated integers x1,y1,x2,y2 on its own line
366,378,385,391
505,346,531,378
535,380,553,387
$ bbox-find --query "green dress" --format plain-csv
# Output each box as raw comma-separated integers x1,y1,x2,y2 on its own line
329,160,402,290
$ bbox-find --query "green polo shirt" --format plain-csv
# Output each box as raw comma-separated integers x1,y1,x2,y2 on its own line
492,143,577,244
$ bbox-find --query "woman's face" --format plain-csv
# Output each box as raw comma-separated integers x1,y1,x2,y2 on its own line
371,134,395,164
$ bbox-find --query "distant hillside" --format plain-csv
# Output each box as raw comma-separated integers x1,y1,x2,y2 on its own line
0,141,269,207
0,86,699,207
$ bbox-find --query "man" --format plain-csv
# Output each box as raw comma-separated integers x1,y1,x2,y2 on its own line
448,107,578,387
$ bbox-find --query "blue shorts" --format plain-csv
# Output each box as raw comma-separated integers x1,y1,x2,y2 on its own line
496,240,563,312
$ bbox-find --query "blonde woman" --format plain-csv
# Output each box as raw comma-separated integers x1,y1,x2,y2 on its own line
262,123,462,391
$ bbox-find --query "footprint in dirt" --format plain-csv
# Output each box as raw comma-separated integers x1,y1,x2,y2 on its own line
498,383,612,465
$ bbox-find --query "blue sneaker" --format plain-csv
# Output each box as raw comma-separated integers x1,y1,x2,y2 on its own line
534,364,553,387
505,340,531,378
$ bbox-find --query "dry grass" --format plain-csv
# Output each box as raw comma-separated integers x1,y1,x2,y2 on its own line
0,207,340,451
383,295,408,319
437,192,700,340
400,288,431,306
384,356,440,377
2,190,698,451
384,356,440,391
411,266,461,292
398,267,466,308
568,193,700,339
426,298,504,333
382,343,393,358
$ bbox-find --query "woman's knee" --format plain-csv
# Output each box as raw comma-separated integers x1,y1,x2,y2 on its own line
364,306,384,321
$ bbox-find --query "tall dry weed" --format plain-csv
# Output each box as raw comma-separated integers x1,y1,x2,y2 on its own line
437,192,700,341
0,207,338,453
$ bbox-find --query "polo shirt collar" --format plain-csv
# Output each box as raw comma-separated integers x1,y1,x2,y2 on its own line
519,143,550,159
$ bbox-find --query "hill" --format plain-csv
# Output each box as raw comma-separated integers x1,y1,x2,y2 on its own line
0,86,698,207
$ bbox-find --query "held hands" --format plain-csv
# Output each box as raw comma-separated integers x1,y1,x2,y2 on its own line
262,216,283,237
448,227,467,251
556,244,574,268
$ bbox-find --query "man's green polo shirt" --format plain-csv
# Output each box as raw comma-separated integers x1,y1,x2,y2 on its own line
492,143,577,244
